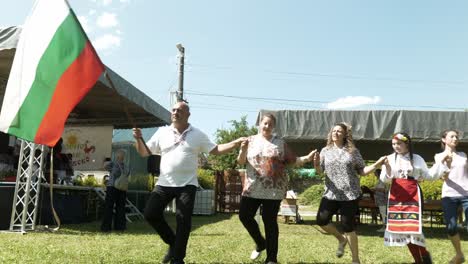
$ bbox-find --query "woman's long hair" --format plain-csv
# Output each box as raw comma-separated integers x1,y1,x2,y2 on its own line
326,122,356,153
440,129,459,150
392,132,414,164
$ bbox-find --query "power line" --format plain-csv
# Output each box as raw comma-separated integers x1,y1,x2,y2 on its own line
186,63,467,87
189,105,258,113
185,90,466,111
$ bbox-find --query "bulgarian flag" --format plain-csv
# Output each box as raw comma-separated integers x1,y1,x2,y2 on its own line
0,0,104,147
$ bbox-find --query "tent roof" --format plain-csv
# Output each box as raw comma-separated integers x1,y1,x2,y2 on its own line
0,26,171,129
112,127,158,143
257,109,468,143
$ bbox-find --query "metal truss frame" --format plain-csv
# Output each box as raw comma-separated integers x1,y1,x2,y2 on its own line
9,140,46,232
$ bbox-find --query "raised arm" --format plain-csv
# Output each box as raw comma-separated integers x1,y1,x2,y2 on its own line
422,154,450,180
236,139,249,165
210,137,247,155
430,152,452,180
133,128,151,157
295,149,318,166
359,156,388,176
313,151,322,175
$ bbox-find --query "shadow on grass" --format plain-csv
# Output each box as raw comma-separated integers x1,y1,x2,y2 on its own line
56,212,235,235
300,219,451,240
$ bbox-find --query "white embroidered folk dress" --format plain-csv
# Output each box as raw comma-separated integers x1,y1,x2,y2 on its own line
380,153,447,247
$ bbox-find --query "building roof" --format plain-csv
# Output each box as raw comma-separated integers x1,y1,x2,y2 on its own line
257,109,467,142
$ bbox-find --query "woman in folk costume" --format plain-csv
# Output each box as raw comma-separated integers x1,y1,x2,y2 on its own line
380,132,450,264
435,130,468,264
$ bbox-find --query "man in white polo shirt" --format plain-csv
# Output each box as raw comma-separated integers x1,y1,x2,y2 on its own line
133,101,246,264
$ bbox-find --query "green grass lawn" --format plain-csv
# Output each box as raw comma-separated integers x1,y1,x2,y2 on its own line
0,213,465,263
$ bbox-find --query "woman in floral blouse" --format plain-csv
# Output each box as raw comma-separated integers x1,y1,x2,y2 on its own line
237,113,316,264
313,122,387,264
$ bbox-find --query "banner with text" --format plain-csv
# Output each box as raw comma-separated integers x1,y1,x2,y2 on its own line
62,126,113,170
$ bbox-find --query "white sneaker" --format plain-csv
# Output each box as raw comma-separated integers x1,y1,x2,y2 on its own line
336,238,347,258
250,250,262,260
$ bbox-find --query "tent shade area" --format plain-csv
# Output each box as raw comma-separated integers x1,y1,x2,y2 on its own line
0,26,171,129
0,26,170,231
257,109,468,161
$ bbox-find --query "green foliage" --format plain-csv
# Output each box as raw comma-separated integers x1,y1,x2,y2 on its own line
128,174,155,191
208,116,257,171
419,179,443,200
287,168,322,194
73,176,83,186
360,174,378,189
286,167,301,182
299,184,324,205
197,168,215,189
82,176,99,187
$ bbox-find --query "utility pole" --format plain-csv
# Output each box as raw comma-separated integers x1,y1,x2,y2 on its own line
176,43,185,102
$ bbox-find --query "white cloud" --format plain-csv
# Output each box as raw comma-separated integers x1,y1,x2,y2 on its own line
88,9,96,16
93,34,121,51
326,96,381,109
77,16,92,33
120,0,130,2
96,12,118,28
102,0,112,5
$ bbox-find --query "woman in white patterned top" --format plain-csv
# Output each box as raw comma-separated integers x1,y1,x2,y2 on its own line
237,113,316,264
434,130,467,264
313,122,387,264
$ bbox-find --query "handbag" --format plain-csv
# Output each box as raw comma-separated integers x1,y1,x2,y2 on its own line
113,163,129,191
147,154,161,175
138,137,160,175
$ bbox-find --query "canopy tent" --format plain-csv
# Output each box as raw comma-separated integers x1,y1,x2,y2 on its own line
0,26,171,129
257,109,468,161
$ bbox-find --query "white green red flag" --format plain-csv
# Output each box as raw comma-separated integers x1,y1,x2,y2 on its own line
0,0,104,147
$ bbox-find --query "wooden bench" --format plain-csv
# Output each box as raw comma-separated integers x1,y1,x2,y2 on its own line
358,198,457,228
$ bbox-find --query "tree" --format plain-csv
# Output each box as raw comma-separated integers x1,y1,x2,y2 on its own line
208,116,257,171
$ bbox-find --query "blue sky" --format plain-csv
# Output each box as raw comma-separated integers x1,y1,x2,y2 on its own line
2,1,467,141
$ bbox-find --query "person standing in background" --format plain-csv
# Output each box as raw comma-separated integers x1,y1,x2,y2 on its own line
101,150,128,232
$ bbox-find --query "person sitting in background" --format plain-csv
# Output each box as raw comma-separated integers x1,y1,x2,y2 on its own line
0,147,14,173
46,138,72,184
102,157,112,186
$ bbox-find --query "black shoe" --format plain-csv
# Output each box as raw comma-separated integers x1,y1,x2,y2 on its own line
162,246,174,264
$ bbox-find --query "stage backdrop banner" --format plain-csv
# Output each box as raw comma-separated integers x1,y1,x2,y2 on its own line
62,126,112,170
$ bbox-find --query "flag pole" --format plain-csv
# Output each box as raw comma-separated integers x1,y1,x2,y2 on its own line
104,70,136,128
103,71,152,154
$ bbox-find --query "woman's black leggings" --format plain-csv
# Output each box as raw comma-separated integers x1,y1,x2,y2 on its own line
316,197,359,233
239,196,281,263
